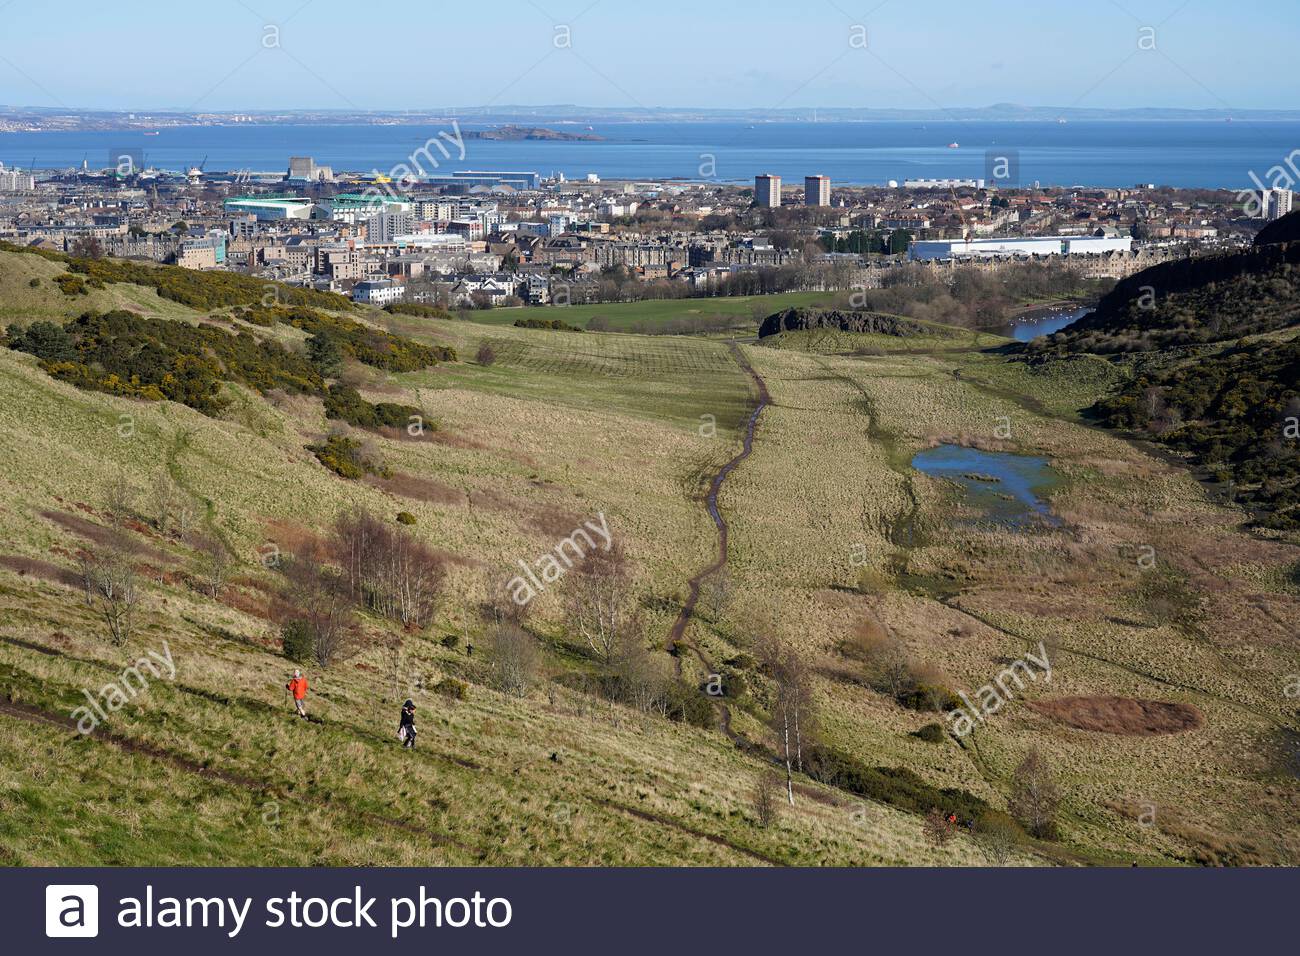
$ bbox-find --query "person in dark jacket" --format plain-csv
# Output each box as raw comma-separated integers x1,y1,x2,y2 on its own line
398,699,417,748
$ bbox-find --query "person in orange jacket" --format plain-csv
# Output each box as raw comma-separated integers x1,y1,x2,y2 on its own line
286,669,308,719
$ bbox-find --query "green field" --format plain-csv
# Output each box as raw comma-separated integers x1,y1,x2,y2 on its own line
462,290,836,330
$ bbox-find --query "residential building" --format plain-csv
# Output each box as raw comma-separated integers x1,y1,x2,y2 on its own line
352,277,405,306
755,174,781,208
1265,189,1293,221
805,175,830,207
366,211,416,242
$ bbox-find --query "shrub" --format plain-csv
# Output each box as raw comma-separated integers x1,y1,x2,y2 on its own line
28,278,39,288
323,383,421,431
897,682,962,713
440,634,461,650
476,342,497,366
806,744,1015,829
6,321,77,363
912,722,946,743
385,303,452,319
514,317,583,332
281,620,314,663
663,680,716,728
924,807,957,847
306,332,344,377
10,310,325,415
309,435,389,480
54,273,90,296
434,677,468,701
396,511,416,526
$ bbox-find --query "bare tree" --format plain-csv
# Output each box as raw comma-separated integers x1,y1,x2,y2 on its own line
924,808,957,848
974,814,1020,865
1009,747,1062,840
103,472,138,528
757,633,817,805
845,616,913,700
280,548,358,668
149,473,198,538
699,567,732,621
752,768,783,828
190,532,230,599
79,533,140,646
486,622,541,698
333,508,446,628
382,631,406,702
565,543,635,666
612,628,669,714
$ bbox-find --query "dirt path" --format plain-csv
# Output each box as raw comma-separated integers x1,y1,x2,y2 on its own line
666,342,770,741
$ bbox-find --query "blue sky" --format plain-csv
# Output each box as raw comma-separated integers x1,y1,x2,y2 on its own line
0,0,1294,111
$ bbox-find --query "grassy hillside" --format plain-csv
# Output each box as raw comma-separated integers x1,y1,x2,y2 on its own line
0,249,1296,867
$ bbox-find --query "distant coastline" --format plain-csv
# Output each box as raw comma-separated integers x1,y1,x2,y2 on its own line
5,103,1300,134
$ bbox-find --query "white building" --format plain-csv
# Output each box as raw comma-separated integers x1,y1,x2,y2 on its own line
1265,189,1293,221
0,163,35,192
222,197,315,221
908,235,1133,261
352,277,405,306
755,174,781,208
903,178,986,190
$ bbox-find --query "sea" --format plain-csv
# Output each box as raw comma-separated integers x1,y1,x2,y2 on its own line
3,120,1298,190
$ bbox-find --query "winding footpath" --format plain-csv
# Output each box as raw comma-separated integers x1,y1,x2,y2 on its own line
667,343,770,738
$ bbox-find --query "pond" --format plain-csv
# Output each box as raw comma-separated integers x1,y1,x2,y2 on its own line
998,306,1090,342
912,444,1060,527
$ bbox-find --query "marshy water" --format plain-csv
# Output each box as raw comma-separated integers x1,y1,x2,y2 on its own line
911,444,1060,527
998,306,1090,342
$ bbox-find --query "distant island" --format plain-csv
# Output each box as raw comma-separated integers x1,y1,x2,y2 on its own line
463,125,604,142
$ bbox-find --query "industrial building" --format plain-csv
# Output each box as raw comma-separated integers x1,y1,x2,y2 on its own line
805,175,830,207
755,174,781,208
424,170,541,191
286,156,334,182
908,235,1134,261
902,178,986,190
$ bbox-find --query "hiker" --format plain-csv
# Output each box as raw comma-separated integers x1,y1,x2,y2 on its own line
398,699,417,748
286,669,309,719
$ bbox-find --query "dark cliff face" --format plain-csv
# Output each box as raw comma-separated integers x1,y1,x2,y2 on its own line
1255,210,1300,248
1030,241,1300,354
758,308,925,338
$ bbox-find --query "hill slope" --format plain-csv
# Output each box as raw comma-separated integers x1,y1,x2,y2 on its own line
0,249,1296,867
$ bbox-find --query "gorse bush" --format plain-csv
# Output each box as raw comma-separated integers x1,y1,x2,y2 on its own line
9,310,324,414
5,308,441,431
385,302,453,319
233,305,456,371
323,383,421,431
309,435,389,480
514,317,583,332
